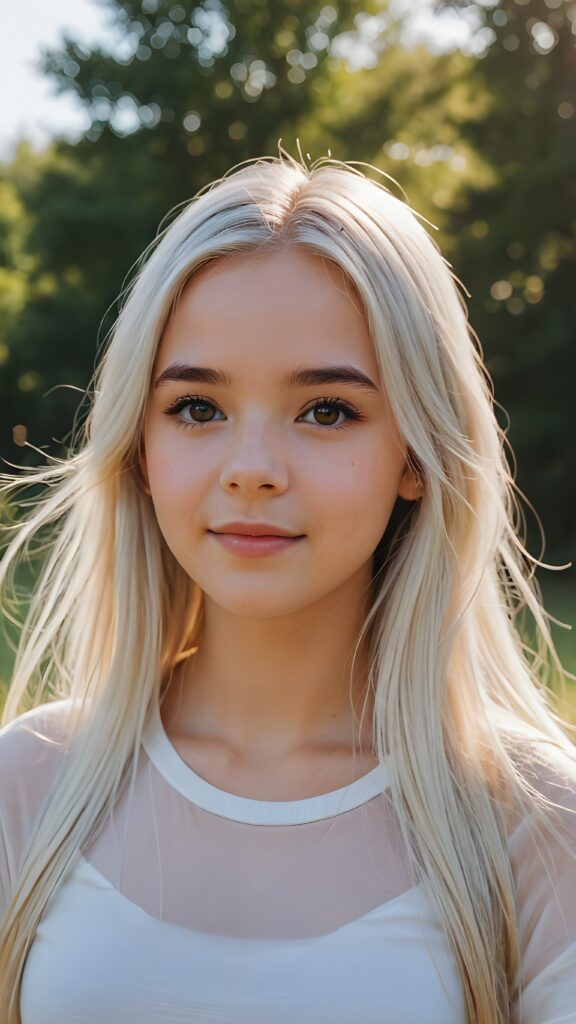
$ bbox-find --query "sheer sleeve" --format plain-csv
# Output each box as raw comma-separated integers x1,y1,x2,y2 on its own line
0,806,10,919
0,701,72,920
509,754,576,1023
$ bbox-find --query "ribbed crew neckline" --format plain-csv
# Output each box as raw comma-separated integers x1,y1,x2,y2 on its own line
142,700,390,826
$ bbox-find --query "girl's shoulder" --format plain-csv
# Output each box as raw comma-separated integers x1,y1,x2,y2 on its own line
0,698,77,774
514,742,576,818
0,699,80,911
506,743,576,855
0,697,85,813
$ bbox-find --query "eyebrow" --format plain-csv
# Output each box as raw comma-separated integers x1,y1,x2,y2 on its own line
153,362,381,393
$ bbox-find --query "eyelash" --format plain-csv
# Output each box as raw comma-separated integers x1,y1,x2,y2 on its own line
163,394,364,433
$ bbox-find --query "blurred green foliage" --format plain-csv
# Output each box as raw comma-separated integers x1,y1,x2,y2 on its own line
0,0,574,560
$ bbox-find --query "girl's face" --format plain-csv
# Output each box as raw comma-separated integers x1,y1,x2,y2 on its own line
142,247,419,618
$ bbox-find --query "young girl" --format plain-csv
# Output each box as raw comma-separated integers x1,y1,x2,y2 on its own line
0,150,575,1024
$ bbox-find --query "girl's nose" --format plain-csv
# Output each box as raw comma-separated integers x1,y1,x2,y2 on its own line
218,424,290,496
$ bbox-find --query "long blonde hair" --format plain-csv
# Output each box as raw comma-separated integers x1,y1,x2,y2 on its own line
1,147,575,1022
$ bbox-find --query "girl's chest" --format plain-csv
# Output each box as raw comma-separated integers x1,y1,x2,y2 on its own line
21,856,466,1024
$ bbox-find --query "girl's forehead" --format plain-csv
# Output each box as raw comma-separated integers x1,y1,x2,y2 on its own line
157,249,379,377
178,248,364,321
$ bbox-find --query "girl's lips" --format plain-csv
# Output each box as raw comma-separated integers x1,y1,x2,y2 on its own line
209,532,304,558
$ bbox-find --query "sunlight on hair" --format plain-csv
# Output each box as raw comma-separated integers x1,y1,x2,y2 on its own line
0,143,575,1024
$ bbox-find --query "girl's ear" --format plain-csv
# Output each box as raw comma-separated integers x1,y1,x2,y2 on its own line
398,462,423,501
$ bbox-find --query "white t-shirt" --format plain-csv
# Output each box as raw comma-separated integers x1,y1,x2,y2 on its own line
1,698,575,1023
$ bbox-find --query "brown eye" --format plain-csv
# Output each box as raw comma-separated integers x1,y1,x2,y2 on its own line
313,403,340,426
164,395,223,428
299,398,361,431
185,399,216,422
